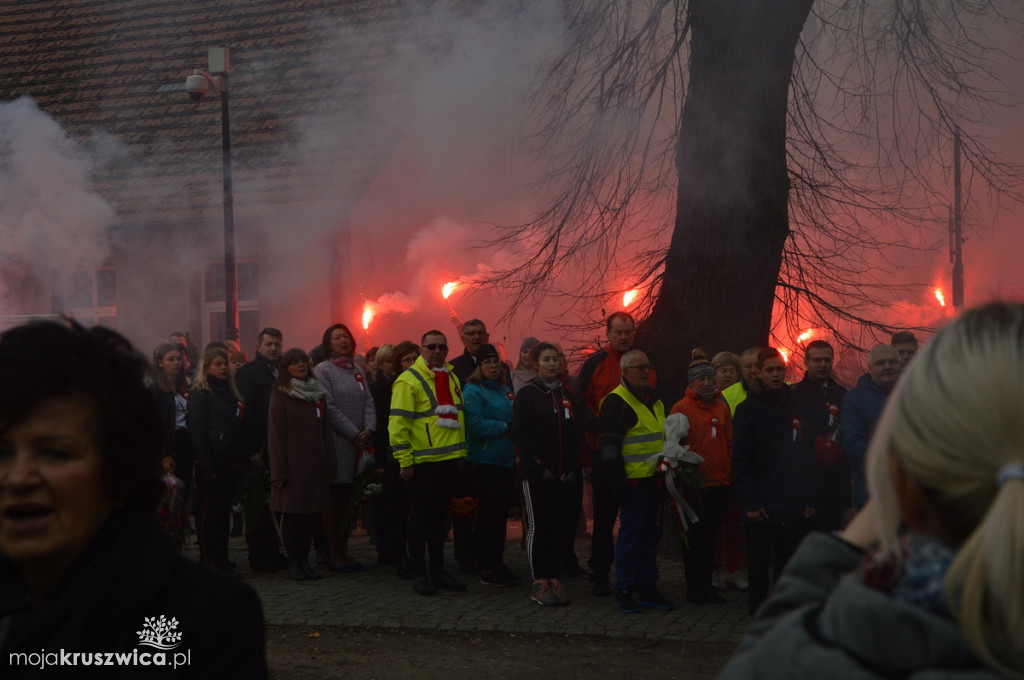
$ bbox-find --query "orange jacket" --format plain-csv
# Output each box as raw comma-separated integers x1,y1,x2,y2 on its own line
669,388,733,487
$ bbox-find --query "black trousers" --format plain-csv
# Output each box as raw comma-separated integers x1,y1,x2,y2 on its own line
406,458,459,577
376,462,409,561
451,462,477,569
588,472,620,578
471,462,516,572
744,518,809,615
561,474,584,571
681,485,730,593
522,477,576,580
195,459,241,569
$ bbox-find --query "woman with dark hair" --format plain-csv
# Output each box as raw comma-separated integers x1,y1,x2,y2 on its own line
464,344,519,586
268,349,334,581
511,341,584,607
151,342,195,496
313,323,376,571
188,346,247,572
0,321,266,677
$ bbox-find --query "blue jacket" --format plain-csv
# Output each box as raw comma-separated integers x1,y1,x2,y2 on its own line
841,373,892,507
463,379,516,467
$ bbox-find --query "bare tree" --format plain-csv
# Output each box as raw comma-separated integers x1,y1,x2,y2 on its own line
486,0,1022,390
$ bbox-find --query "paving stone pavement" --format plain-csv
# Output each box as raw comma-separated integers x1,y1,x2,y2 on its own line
190,519,752,646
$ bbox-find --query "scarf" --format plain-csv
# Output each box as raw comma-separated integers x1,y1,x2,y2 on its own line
432,366,460,428
289,377,325,402
331,354,354,369
862,533,956,617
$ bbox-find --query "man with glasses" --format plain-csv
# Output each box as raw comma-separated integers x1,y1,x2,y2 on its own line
598,349,673,612
575,312,658,595
389,330,468,596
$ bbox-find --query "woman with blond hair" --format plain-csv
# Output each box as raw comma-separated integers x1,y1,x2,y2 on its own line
720,303,1024,679
188,346,246,571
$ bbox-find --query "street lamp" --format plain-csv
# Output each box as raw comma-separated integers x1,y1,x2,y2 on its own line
184,46,239,342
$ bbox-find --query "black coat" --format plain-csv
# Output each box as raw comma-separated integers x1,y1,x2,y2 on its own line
187,378,244,479
0,512,267,679
792,374,849,511
234,355,277,457
510,378,583,482
732,385,819,525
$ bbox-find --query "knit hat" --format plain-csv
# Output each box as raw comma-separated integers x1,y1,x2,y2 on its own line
520,336,540,352
477,343,499,362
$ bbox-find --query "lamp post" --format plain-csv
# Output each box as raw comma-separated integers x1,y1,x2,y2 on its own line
184,47,238,342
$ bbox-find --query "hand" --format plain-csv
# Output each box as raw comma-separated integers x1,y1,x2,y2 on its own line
541,469,556,482
162,456,175,474
840,499,880,552
746,507,769,522
272,480,286,490
399,466,415,482
353,430,372,449
804,506,816,519
561,470,577,485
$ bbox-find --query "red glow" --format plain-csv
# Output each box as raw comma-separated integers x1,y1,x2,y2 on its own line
622,289,639,308
934,288,946,307
442,281,459,300
779,348,790,363
362,304,373,330
797,328,813,344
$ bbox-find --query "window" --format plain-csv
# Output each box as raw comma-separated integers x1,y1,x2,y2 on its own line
202,260,260,345
64,267,117,329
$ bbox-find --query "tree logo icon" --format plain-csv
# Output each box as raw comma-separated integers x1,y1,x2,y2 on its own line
136,615,183,650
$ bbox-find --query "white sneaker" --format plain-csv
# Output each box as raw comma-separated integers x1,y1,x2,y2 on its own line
726,571,749,591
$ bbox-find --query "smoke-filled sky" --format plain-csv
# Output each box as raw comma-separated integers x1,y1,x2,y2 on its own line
2,1,1022,374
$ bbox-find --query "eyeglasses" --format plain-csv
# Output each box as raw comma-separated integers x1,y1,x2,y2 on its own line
424,343,448,351
626,364,651,371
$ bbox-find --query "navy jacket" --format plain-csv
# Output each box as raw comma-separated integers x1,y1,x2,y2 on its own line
840,373,892,507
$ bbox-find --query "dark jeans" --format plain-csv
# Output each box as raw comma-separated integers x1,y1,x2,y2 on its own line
744,518,808,615
406,458,459,577
682,485,730,593
588,472,620,579
376,462,409,562
613,484,662,593
522,477,577,580
195,459,241,569
471,462,516,572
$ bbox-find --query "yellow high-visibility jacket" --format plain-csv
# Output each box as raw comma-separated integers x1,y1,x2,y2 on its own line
388,355,467,468
602,384,665,479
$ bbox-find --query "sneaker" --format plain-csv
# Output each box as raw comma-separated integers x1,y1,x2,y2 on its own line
531,579,559,607
548,578,569,605
726,571,749,591
413,575,437,596
636,588,674,610
614,590,642,614
704,585,726,604
497,565,522,586
480,570,516,587
431,571,467,591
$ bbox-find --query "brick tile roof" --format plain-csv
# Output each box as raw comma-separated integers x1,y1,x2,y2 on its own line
0,0,441,227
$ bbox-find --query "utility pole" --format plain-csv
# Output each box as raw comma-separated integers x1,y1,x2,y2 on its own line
951,126,965,311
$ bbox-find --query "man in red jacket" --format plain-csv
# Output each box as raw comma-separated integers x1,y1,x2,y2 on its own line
574,312,657,596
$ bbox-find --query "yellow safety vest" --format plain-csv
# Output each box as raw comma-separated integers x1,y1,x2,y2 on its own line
388,356,467,467
602,384,664,479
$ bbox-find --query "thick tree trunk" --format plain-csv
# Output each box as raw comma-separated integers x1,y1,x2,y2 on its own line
642,0,813,397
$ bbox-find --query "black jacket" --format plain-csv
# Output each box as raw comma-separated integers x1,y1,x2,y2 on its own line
187,378,244,478
0,512,267,679
510,378,583,482
792,374,849,511
732,384,819,525
234,355,277,457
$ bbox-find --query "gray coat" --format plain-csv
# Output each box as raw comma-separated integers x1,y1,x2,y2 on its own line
313,361,376,484
719,533,1000,680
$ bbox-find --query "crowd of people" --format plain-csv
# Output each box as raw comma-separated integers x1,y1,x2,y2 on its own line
2,305,1021,678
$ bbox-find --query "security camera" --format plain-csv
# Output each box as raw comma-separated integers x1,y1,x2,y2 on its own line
185,73,209,102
